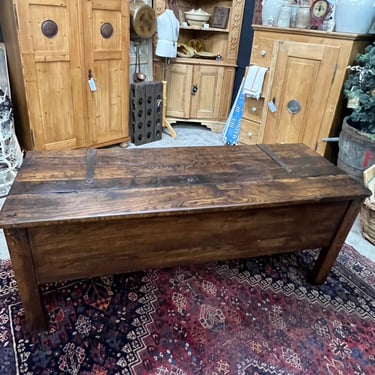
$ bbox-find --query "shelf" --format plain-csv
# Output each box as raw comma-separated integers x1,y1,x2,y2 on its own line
180,25,229,33
154,56,237,67
152,0,244,128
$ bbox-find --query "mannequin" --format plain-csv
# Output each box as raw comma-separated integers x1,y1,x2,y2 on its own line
155,8,179,138
155,9,179,58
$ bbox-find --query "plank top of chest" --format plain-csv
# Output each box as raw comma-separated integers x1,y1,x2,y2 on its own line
0,144,370,228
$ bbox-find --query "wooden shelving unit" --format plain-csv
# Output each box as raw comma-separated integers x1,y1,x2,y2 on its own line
153,0,245,133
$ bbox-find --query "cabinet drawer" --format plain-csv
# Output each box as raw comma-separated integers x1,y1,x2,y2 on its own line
250,36,275,67
243,97,264,123
239,119,260,145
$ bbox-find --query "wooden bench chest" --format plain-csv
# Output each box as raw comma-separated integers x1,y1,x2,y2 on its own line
0,144,370,332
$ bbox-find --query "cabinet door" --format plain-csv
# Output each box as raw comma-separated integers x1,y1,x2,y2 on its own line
191,65,224,119
16,0,86,150
165,64,193,118
82,0,129,146
263,41,339,151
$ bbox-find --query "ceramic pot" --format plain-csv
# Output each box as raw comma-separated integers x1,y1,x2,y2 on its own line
335,0,375,33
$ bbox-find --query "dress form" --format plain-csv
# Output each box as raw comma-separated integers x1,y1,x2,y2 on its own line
155,9,179,58
155,8,179,138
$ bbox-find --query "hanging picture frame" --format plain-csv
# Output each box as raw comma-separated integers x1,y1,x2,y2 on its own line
210,7,230,29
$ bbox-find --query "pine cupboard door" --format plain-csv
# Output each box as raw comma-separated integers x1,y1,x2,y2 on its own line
191,65,224,120
165,64,193,118
15,0,86,150
82,0,129,146
165,64,225,120
262,41,339,151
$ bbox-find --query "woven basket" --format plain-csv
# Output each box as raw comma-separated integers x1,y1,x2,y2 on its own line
360,198,375,245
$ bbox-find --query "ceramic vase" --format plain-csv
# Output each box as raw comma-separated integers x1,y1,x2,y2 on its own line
335,0,375,33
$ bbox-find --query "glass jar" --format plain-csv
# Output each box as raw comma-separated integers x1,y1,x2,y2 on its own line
295,6,311,29
277,5,291,27
290,5,299,27
261,0,283,26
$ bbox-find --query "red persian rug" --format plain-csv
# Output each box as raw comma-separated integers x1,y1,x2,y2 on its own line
0,244,374,375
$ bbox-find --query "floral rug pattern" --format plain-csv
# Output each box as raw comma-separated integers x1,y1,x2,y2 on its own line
0,244,374,374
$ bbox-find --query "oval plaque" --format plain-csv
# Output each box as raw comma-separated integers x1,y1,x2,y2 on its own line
100,23,114,39
41,20,58,38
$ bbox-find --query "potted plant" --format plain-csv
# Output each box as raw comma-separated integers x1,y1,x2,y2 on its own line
337,42,375,180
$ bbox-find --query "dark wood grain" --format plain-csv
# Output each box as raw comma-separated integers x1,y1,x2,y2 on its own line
4,229,49,332
28,201,347,283
0,144,364,228
0,144,370,332
311,199,363,284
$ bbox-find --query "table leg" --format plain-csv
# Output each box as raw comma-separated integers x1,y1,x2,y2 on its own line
5,228,49,333
162,80,177,139
311,199,362,284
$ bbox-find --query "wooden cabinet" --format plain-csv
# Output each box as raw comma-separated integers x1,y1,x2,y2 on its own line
0,0,130,151
153,0,244,132
263,41,340,148
160,63,230,120
241,26,374,159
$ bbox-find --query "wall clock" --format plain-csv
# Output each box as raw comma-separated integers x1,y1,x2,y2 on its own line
310,0,330,28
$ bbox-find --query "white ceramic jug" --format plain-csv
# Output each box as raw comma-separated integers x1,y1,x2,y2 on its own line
335,0,375,33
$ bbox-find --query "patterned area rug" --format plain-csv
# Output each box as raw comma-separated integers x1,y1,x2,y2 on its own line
0,244,374,375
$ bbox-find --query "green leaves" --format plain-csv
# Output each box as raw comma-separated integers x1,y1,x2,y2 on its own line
344,42,375,134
